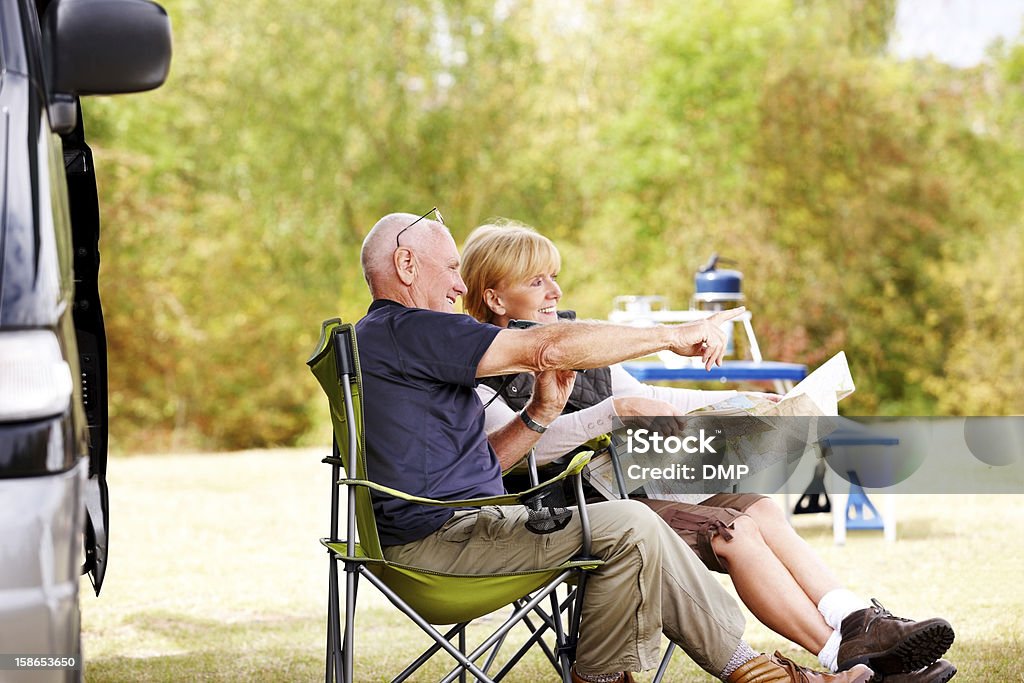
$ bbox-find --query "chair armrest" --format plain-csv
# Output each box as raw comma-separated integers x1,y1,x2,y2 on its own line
582,434,612,452
338,450,594,508
530,449,592,481
337,478,522,507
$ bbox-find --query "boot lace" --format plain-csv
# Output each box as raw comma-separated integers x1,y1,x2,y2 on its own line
771,651,814,683
866,598,913,630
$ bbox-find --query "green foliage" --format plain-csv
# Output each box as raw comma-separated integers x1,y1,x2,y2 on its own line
751,56,966,413
929,225,1024,414
86,0,1023,451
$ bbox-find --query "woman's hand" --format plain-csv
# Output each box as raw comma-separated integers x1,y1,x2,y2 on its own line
743,391,782,403
612,396,682,418
613,396,684,432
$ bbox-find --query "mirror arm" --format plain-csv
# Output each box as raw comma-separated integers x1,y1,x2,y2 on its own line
49,93,77,135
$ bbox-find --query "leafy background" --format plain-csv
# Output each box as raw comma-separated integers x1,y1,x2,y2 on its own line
83,0,1024,453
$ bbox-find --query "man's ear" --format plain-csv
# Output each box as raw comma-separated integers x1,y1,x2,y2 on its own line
394,247,416,285
483,288,505,316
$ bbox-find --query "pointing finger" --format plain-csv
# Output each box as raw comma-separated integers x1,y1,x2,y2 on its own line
708,306,746,323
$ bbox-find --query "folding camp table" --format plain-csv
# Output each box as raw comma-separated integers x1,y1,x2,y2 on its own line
619,362,898,544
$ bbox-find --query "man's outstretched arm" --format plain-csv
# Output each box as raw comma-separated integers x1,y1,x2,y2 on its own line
476,307,746,378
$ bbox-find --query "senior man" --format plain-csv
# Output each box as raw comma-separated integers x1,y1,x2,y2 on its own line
354,210,872,683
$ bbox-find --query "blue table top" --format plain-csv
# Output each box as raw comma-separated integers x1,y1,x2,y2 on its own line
822,431,900,446
822,419,901,446
621,360,808,383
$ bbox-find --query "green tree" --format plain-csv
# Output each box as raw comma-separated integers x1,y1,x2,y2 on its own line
84,0,1023,452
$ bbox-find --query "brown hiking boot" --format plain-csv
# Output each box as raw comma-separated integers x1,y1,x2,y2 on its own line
726,651,873,683
837,599,954,676
870,659,956,683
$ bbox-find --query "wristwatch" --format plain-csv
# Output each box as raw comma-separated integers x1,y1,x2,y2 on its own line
519,409,548,434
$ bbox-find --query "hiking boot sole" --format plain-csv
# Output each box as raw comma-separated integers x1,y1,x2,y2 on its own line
870,659,957,683
839,620,955,675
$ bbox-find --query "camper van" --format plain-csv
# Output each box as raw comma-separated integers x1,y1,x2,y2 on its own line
0,0,171,678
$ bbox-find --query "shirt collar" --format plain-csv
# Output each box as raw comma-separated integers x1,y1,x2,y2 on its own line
367,298,406,313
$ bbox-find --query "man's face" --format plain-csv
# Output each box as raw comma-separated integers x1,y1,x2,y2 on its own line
409,225,468,313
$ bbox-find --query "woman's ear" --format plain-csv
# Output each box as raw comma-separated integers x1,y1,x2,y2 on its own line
483,288,505,316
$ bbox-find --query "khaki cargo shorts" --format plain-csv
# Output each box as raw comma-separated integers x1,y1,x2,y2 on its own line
638,493,766,573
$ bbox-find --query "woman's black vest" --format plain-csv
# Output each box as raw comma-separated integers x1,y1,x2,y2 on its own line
479,311,613,413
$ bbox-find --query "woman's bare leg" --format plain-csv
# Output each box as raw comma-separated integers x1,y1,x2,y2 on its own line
744,498,842,605
712,513,834,653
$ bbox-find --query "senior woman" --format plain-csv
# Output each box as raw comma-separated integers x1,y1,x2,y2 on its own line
460,221,955,682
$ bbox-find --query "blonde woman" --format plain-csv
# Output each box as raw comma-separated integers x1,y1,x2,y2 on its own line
461,221,955,683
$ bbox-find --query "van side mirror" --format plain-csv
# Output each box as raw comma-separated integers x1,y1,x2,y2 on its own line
42,0,173,133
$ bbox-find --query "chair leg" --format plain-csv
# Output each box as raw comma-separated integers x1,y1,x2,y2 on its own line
560,574,590,682
523,607,559,667
436,572,576,683
652,642,676,683
325,560,335,682
393,623,468,683
326,557,346,683
362,569,497,683
491,611,552,681
490,603,558,680
481,628,509,674
548,589,568,667
458,628,467,683
343,565,359,683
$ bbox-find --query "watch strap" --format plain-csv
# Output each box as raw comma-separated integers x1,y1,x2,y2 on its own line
519,409,548,434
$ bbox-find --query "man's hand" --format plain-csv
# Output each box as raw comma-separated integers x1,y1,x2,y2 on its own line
526,369,577,425
669,307,746,370
488,369,575,472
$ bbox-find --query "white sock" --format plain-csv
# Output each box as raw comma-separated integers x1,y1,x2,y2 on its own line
817,588,870,631
818,628,842,672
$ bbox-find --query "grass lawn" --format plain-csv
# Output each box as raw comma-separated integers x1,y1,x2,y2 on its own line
81,448,1024,682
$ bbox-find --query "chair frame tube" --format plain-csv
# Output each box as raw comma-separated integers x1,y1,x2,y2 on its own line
340,379,359,683
653,643,677,683
359,566,502,682
436,569,575,683
392,623,468,683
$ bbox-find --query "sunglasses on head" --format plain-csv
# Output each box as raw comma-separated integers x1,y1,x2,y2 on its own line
396,207,444,249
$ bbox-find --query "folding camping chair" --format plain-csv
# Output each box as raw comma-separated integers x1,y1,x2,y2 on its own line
306,318,603,683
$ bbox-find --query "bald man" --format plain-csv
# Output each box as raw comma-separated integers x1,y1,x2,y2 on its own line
353,211,872,683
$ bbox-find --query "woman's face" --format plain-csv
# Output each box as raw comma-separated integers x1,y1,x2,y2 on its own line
489,270,562,325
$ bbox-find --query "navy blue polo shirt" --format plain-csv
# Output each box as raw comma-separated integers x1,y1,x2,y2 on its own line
354,299,505,546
